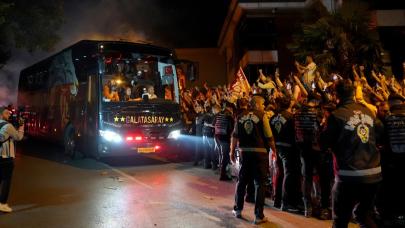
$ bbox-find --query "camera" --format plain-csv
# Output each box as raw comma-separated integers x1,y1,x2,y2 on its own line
7,107,25,128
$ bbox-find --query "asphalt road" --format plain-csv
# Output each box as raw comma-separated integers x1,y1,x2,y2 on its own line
0,139,355,228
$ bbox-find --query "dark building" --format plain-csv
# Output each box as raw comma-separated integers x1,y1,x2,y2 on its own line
218,0,405,83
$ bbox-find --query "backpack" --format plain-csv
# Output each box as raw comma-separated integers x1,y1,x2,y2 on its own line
0,121,10,147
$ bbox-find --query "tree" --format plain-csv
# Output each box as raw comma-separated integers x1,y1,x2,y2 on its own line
288,1,383,78
0,0,64,68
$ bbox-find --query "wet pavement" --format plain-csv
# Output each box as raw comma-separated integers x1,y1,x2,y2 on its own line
0,140,357,228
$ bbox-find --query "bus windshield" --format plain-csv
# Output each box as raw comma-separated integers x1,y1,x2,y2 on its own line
101,51,179,103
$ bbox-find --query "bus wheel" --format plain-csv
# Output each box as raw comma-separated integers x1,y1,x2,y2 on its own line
64,126,78,159
92,140,104,160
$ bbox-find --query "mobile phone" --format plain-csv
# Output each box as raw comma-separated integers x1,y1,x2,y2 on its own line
286,83,291,90
332,74,338,81
311,82,316,89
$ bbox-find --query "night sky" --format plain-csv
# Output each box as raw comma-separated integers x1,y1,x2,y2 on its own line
0,0,231,106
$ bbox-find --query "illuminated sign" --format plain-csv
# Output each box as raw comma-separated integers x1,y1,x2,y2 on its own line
114,115,174,124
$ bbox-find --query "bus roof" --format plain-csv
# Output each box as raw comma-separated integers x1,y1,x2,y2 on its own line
20,40,175,75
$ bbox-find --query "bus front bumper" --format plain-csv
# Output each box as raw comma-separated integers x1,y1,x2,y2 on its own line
97,138,182,157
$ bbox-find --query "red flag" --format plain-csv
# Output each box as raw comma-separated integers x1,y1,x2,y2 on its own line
230,67,251,97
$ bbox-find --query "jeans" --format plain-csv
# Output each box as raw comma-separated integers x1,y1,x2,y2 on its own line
0,158,14,204
216,139,230,178
277,146,301,207
202,135,215,167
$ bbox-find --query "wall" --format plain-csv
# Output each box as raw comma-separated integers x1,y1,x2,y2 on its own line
175,48,227,88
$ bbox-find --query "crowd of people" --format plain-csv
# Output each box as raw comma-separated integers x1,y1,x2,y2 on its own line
180,57,405,227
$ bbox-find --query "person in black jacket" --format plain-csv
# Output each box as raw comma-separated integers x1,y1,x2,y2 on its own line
201,105,216,169
321,79,384,228
294,93,323,217
230,95,276,224
193,104,204,166
236,98,255,203
271,96,301,212
213,102,234,181
380,94,405,223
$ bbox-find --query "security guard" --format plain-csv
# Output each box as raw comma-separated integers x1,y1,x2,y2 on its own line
270,96,301,212
321,80,383,228
381,94,405,222
230,95,276,224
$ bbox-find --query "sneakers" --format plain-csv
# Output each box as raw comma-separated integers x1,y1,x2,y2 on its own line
219,176,232,181
281,204,300,213
304,207,312,218
0,203,12,213
232,209,242,218
253,216,268,225
318,208,331,220
233,210,269,224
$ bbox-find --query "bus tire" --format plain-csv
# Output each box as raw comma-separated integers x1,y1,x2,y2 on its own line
93,140,102,160
64,125,79,160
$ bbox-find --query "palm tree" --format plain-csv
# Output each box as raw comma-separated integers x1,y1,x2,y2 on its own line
288,1,383,78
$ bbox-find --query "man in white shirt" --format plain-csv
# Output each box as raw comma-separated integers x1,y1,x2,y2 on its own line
0,107,24,213
295,55,317,89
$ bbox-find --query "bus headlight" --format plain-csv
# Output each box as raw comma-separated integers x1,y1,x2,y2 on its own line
99,130,123,143
168,130,181,139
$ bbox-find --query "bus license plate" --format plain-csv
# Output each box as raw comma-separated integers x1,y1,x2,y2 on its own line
137,147,155,153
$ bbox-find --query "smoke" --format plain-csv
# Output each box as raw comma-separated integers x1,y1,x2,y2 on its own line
59,0,227,48
59,0,173,48
0,0,228,106
0,0,162,106
0,70,15,107
0,50,48,106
